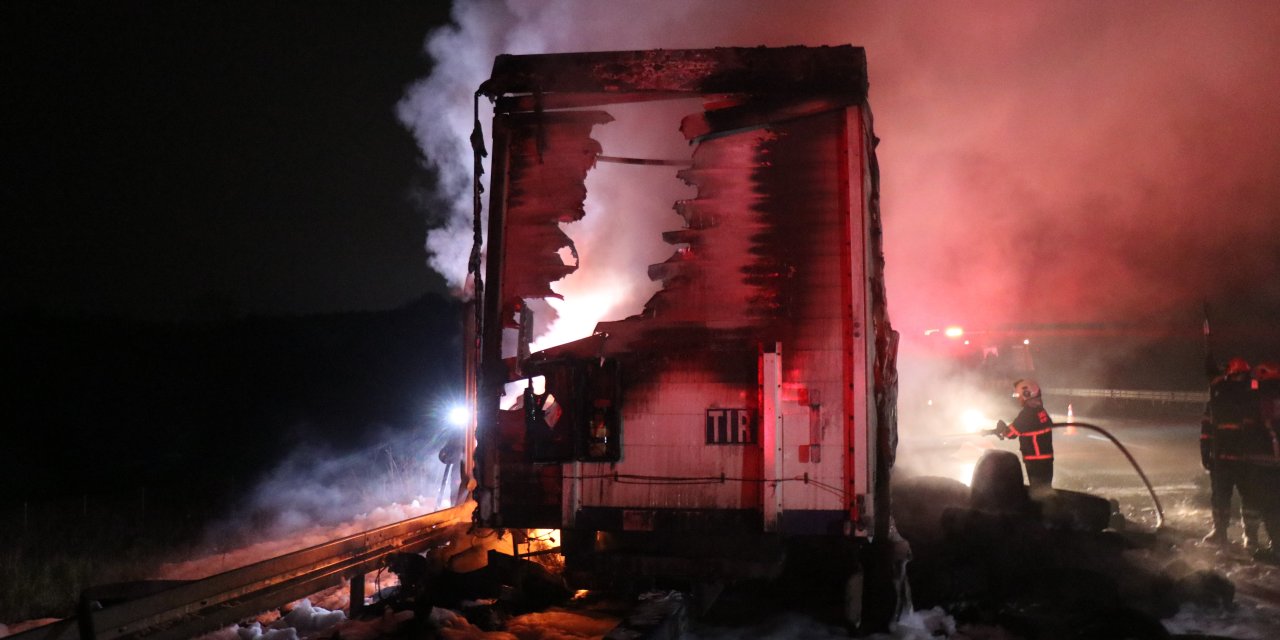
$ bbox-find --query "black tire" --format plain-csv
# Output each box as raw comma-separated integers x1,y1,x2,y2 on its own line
1035,488,1115,532
893,475,970,547
845,540,901,635
843,563,865,632
970,450,1029,513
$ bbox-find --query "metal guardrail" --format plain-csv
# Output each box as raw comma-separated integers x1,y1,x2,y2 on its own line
1046,388,1208,404
10,504,470,640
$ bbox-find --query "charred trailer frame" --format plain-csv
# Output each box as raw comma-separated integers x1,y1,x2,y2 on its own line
466,46,898,614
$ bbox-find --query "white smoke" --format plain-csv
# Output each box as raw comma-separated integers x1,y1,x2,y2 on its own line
398,0,1280,408
401,0,1280,328
396,0,802,289
169,424,462,580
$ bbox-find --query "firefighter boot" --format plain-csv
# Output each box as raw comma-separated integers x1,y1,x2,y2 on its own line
1202,511,1230,546
1244,512,1263,552
1202,528,1229,546
1244,526,1261,553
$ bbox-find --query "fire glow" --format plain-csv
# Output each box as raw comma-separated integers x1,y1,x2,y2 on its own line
959,408,991,433
529,284,627,354
516,102,695,357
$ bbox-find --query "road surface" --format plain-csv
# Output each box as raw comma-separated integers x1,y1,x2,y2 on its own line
899,411,1280,639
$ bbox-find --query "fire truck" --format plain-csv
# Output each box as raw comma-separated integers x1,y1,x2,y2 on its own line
909,326,1040,431
463,47,901,629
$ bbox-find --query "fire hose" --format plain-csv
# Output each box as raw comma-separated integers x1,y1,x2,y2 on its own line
983,421,1166,530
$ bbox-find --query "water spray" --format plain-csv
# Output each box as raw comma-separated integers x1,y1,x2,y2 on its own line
976,421,1166,530
1054,421,1165,530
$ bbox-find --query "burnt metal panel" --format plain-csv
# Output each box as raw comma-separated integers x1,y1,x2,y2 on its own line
777,509,850,536
473,46,896,539
481,46,868,102
496,110,613,307
575,507,763,533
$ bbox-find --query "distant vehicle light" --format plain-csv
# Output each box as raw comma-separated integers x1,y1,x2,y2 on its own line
447,405,471,427
944,326,964,338
1023,338,1031,345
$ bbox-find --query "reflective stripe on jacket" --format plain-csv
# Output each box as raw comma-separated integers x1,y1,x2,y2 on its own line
1009,404,1054,461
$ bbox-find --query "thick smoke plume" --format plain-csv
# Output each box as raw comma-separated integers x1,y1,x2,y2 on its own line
398,0,1280,467
401,0,1280,333
398,1,1280,481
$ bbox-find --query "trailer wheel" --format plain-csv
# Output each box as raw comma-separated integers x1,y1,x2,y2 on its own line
843,564,865,632
845,539,902,635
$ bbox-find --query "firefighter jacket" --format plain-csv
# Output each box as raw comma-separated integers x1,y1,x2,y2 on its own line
1202,374,1261,466
1260,379,1280,430
1007,401,1054,463
1249,379,1280,468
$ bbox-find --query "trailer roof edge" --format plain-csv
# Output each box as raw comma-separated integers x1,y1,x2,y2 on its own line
479,46,868,101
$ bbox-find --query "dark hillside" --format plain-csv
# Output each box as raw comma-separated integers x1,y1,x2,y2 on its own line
3,293,464,512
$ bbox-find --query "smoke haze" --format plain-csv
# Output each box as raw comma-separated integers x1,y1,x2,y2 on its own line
398,0,1280,379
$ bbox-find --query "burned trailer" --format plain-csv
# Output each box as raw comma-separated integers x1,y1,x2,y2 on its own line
468,47,900,624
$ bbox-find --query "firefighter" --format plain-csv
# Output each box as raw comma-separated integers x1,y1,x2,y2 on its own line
1247,361,1280,556
1201,356,1261,546
995,378,1054,490
437,434,465,508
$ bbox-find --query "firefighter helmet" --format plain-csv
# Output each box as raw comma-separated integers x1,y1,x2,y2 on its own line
1012,378,1041,401
1226,357,1251,376
1255,361,1280,381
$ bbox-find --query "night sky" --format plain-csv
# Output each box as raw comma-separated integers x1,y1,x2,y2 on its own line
2,2,452,320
